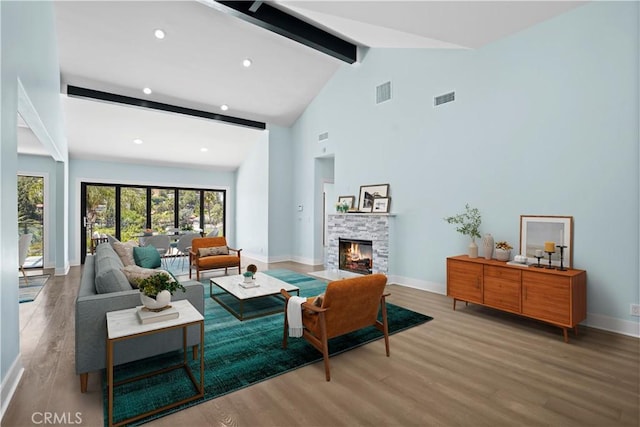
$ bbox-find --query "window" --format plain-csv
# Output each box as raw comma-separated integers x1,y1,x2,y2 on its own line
81,183,226,262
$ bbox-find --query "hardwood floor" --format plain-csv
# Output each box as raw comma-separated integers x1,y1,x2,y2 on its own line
3,260,639,426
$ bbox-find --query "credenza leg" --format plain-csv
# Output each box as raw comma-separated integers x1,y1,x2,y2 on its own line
453,299,457,310
562,327,569,343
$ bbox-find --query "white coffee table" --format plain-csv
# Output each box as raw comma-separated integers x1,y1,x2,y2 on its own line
105,299,204,427
210,272,300,320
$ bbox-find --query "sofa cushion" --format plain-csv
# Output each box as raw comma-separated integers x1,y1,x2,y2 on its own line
133,246,162,269
199,246,229,257
122,265,174,288
112,241,138,266
95,256,132,294
95,242,124,277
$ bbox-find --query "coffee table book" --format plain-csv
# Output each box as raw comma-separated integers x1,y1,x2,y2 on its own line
136,305,179,324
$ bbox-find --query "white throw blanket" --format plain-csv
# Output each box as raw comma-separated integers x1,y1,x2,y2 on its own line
287,296,306,338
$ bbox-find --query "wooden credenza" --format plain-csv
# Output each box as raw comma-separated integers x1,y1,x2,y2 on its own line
446,255,587,342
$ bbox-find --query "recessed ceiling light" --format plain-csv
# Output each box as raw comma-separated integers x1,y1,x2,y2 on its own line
242,58,252,68
154,29,165,39
220,104,229,111
133,139,143,145
200,147,208,152
143,87,152,95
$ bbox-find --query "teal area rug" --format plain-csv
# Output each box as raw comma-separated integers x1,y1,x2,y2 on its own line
103,269,432,426
19,274,49,303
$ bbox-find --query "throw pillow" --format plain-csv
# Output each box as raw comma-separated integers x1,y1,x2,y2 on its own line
112,241,138,266
306,292,325,315
122,265,174,287
133,245,162,269
198,246,229,257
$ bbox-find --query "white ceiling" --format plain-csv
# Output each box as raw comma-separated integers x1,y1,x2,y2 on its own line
17,1,584,170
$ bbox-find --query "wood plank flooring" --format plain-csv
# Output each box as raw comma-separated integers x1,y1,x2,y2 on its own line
3,260,639,426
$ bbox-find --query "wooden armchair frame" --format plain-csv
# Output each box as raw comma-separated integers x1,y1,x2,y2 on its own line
281,274,390,381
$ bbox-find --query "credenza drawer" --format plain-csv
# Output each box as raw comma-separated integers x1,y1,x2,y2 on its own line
484,278,520,312
484,265,521,282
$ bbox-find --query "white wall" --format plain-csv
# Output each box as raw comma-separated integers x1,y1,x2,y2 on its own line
68,159,236,265
288,2,639,335
236,132,270,262
0,0,67,416
267,125,294,262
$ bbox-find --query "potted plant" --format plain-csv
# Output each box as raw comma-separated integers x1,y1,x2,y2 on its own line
495,241,513,261
444,204,482,258
135,272,186,310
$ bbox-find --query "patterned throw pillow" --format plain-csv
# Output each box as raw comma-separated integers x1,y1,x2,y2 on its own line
122,265,174,287
112,241,138,266
198,246,229,257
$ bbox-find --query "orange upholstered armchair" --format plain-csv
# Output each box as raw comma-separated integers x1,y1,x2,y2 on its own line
189,237,242,281
281,273,390,381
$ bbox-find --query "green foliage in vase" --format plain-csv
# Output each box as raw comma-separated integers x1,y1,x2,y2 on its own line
135,273,186,298
444,204,482,240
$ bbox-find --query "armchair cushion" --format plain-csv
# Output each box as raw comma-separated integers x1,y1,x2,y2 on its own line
133,245,162,269
198,246,229,256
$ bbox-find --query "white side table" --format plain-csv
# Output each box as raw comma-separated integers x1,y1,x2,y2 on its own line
106,299,204,427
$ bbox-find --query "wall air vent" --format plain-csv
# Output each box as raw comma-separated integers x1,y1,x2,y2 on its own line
376,81,392,104
318,132,329,142
434,91,455,106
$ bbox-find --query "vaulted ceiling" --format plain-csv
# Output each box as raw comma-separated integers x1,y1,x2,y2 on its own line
18,1,584,170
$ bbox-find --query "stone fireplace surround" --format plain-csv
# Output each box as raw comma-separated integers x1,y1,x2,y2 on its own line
326,214,390,275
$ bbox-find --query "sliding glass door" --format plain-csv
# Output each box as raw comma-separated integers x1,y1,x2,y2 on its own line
81,183,226,262
17,175,44,269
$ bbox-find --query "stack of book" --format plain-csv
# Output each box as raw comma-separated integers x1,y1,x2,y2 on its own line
136,305,179,324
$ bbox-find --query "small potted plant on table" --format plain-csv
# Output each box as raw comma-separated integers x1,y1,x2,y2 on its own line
135,273,186,311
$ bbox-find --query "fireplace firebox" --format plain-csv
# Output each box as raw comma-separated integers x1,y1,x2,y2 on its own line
339,238,373,275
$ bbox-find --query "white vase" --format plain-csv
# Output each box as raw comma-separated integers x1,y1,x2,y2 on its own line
482,234,494,260
140,290,171,310
495,249,511,262
468,239,478,258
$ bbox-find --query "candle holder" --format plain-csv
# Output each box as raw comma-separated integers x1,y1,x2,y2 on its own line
556,245,568,271
545,251,556,269
534,255,544,268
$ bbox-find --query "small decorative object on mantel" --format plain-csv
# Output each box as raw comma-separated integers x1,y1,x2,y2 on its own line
495,241,512,261
135,272,186,311
336,196,355,213
482,233,494,260
444,204,482,258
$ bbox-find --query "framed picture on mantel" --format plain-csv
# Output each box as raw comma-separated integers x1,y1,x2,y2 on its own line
372,197,391,213
520,215,573,268
358,184,389,212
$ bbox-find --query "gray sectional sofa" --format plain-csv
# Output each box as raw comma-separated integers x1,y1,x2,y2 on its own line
75,242,204,392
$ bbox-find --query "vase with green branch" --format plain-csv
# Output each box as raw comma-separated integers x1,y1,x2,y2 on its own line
444,204,482,258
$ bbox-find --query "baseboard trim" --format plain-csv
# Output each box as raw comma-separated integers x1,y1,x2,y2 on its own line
55,263,70,276
241,252,269,264
583,313,640,338
290,255,323,266
0,354,24,422
387,274,446,295
267,255,293,263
